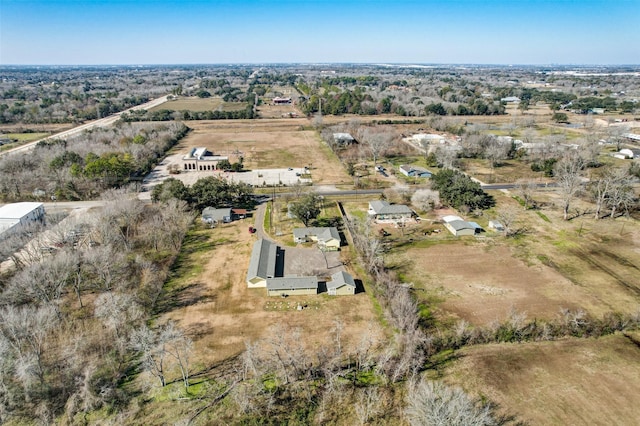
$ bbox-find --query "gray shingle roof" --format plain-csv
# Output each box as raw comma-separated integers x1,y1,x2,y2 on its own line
369,200,413,215
293,227,340,242
327,271,356,290
266,276,318,291
247,239,277,281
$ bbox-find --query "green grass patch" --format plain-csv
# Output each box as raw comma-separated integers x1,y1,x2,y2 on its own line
6,132,50,142
264,201,272,231
536,211,551,222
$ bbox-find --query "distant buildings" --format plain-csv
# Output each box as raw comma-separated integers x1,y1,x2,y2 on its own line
202,207,247,224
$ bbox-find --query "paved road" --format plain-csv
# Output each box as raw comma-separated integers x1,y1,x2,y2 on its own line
0,95,169,157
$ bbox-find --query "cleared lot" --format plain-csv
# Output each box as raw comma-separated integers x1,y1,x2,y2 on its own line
445,334,640,425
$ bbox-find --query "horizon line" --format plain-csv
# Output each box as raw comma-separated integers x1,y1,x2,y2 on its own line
1,62,640,68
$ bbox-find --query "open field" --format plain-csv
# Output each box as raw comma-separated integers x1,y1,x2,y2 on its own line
444,333,640,425
156,215,381,367
151,96,248,112
370,188,640,327
162,119,353,185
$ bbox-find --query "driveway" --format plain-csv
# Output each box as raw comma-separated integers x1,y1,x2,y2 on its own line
252,202,344,279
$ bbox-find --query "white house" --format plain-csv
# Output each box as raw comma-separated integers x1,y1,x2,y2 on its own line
182,147,229,171
293,227,341,251
0,202,45,240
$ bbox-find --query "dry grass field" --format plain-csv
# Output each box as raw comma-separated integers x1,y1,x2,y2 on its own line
376,188,640,327
169,119,353,185
444,333,640,425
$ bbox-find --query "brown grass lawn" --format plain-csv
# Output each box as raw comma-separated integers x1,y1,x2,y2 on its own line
381,188,640,327
157,218,381,369
174,119,352,185
444,334,640,425
151,96,247,112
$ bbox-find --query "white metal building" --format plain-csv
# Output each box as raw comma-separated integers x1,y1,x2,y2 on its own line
0,202,45,239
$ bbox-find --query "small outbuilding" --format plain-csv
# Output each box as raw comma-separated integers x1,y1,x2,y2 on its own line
488,220,505,232
327,271,356,295
202,207,247,224
266,276,318,297
442,215,480,237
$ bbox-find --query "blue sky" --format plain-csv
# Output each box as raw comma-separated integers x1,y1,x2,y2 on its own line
1,0,638,65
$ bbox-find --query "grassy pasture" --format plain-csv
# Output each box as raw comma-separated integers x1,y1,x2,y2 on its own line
444,334,640,425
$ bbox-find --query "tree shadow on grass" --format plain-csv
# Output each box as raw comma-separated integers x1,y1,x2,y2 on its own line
154,281,214,315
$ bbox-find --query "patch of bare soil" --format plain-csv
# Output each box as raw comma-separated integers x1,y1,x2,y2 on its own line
445,335,640,425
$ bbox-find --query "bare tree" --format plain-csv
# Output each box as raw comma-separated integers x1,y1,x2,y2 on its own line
405,379,496,426
606,171,636,218
130,325,169,387
411,189,440,212
354,387,383,425
435,146,458,169
554,153,585,220
514,179,537,210
496,205,520,236
360,127,395,166
163,322,193,389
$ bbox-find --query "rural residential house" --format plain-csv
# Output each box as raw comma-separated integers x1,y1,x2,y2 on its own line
266,276,318,297
202,207,247,224
293,227,341,251
399,165,432,178
368,200,413,223
182,147,229,171
246,239,279,287
442,215,482,236
327,271,356,295
0,202,45,240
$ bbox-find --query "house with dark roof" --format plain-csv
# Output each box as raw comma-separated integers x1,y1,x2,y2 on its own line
266,276,318,297
327,271,356,295
246,239,279,287
368,200,413,223
293,227,341,251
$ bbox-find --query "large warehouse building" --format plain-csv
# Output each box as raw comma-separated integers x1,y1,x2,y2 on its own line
0,202,45,240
